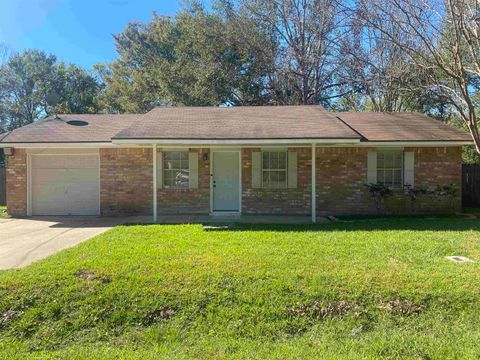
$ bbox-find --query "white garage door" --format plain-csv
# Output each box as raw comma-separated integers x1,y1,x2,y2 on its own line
31,154,100,215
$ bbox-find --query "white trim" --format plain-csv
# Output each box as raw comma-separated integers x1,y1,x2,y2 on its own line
0,142,116,148
210,150,242,214
113,138,361,145
311,144,316,224
26,148,100,155
1,140,471,149
153,144,157,223
358,141,472,147
211,211,241,217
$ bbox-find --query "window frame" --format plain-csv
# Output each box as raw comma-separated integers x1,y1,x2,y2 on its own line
376,151,404,189
162,151,190,189
261,151,288,189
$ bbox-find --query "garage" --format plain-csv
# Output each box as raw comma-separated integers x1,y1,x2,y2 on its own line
30,153,100,215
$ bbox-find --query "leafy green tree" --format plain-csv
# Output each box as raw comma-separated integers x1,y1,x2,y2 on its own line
100,3,274,112
0,50,101,132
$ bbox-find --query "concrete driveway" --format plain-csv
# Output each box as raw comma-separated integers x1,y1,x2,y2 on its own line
0,216,148,270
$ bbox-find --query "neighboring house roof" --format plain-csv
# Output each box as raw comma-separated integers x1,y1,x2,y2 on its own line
114,106,359,140
0,114,139,143
337,112,471,142
0,106,472,144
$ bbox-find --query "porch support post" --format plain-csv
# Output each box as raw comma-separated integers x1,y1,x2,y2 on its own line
153,144,157,223
311,143,316,223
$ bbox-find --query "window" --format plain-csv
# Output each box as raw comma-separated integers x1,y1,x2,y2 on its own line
262,151,287,188
377,151,403,188
163,151,189,189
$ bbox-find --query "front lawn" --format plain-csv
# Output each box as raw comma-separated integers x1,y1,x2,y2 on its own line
1,217,480,359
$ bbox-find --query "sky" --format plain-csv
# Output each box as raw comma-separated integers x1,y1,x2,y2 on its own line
0,0,205,69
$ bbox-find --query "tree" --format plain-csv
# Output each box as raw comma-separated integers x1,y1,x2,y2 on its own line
0,50,101,131
0,42,10,66
101,3,273,112
357,0,480,154
238,0,349,105
338,7,447,113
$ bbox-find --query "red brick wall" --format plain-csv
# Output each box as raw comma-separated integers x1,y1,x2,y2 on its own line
157,148,210,214
242,146,462,216
5,149,27,216
316,146,462,215
100,148,153,215
5,145,463,218
316,147,376,215
405,146,462,213
242,147,312,215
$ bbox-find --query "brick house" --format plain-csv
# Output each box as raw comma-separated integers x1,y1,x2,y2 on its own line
0,106,472,222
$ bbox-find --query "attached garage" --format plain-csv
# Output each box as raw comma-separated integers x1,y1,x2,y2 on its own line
28,151,100,216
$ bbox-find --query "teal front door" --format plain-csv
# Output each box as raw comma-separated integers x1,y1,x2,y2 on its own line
212,152,240,212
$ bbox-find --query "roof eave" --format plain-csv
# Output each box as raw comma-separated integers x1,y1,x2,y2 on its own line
111,138,362,145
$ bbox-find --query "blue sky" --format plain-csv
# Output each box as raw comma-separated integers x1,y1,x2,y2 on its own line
0,0,205,69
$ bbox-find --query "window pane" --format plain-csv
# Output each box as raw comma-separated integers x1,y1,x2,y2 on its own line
393,153,402,168
384,170,393,185
377,170,383,184
163,152,189,188
377,153,385,168
393,169,402,186
377,152,403,187
279,152,287,168
263,171,270,185
262,152,270,169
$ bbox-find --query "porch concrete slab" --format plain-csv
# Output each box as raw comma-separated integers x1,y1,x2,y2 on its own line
0,216,149,270
155,215,331,224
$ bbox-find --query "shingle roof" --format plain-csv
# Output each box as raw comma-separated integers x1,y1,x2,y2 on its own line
0,107,472,144
114,106,360,140
0,114,139,143
337,112,471,142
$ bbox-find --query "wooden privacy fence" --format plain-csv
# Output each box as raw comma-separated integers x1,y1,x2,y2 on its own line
0,167,5,206
462,164,480,207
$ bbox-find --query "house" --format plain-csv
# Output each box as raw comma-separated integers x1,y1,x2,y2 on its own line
0,106,472,222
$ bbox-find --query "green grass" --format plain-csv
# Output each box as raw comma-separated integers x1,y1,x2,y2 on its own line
463,207,480,214
0,206,9,218
1,217,480,359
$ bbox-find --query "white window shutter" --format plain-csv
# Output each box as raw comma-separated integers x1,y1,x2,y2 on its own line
252,152,262,188
367,152,377,184
189,152,199,189
287,151,298,189
157,151,163,189
404,151,415,187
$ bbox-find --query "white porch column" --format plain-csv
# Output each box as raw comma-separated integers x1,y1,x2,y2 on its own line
311,143,316,223
153,144,158,223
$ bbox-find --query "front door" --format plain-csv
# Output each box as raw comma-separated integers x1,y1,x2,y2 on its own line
212,151,240,212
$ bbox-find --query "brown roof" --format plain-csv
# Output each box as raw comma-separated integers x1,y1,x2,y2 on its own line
0,114,139,143
337,112,471,142
0,107,471,144
114,106,360,140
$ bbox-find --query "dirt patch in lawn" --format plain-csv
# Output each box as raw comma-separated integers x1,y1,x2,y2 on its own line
143,307,176,325
287,301,357,319
378,297,425,315
0,310,23,328
75,270,111,284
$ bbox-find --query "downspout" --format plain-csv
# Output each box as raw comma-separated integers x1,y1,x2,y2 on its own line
153,144,157,223
311,143,316,223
